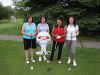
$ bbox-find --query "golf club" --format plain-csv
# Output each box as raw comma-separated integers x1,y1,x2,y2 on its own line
30,33,33,70
47,38,58,72
68,33,72,71
47,68,51,72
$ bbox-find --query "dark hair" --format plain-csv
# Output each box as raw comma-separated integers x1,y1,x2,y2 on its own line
55,18,63,27
56,18,62,23
56,18,61,20
26,14,34,22
66,16,76,27
39,15,47,23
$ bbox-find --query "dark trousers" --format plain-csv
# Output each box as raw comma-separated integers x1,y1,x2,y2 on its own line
50,40,64,61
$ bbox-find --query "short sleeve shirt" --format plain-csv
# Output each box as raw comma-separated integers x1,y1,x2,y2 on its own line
37,23,49,32
66,25,79,40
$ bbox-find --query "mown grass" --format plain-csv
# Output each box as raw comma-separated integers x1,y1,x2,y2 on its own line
0,40,100,75
0,19,23,35
0,19,100,41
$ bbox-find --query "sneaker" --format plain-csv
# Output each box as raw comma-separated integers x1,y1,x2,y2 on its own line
39,57,42,61
43,56,47,61
26,59,29,64
67,59,71,64
58,60,61,63
31,58,35,62
47,60,52,63
73,61,77,66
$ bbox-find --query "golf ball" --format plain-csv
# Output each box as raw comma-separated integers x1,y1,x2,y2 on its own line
30,66,33,69
68,68,71,70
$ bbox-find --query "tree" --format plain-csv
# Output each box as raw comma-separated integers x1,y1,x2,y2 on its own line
12,0,100,36
0,2,9,20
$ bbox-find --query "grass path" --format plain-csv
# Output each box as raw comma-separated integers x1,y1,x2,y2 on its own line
0,24,18,29
0,19,23,35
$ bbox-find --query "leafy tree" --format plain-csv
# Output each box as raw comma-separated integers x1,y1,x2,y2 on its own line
0,2,9,20
12,0,100,36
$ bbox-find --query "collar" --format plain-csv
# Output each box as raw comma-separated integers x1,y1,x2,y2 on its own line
40,23,46,26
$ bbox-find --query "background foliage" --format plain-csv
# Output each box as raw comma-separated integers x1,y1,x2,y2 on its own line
1,0,100,37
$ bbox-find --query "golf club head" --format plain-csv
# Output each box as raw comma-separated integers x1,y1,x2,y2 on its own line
47,68,51,72
68,67,71,71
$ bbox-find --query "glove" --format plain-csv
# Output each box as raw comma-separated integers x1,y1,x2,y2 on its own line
56,36,61,39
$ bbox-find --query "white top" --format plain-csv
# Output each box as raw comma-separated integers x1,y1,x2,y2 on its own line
66,24,79,40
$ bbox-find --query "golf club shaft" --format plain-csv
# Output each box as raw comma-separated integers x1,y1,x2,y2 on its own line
68,33,73,70
30,33,33,69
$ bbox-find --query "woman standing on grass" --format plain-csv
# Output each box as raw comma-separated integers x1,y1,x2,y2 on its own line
47,18,66,63
37,16,49,62
66,16,79,66
21,14,37,64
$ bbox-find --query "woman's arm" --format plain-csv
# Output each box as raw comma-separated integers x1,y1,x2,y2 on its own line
61,27,66,37
75,29,79,36
51,26,57,37
37,28,40,34
32,29,37,36
47,24,50,33
47,29,50,33
71,29,79,37
21,24,31,36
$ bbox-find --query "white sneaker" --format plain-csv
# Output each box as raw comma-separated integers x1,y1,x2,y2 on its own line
32,59,35,62
47,60,52,63
58,60,61,63
73,61,77,66
39,57,42,61
43,56,47,61
26,59,29,64
67,59,71,64
31,58,35,62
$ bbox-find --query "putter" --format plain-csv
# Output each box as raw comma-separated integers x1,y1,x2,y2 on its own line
47,41,57,71
30,33,33,70
47,68,51,72
68,33,72,71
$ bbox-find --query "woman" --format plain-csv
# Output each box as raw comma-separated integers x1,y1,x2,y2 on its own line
37,16,49,61
66,16,79,66
47,18,66,63
21,15,37,64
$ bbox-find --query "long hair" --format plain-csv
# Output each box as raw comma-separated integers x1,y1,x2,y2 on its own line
66,16,76,27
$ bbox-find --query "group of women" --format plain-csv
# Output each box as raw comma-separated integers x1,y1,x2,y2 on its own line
21,14,79,67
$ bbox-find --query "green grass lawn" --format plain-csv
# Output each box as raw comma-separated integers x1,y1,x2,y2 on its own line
0,19,23,35
0,40,100,75
0,19,100,75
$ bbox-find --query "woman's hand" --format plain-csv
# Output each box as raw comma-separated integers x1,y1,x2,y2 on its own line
56,36,61,39
27,34,34,36
71,34,77,37
27,34,32,36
